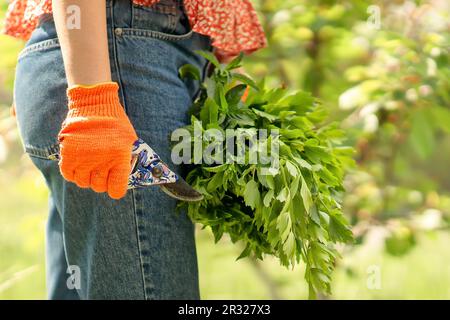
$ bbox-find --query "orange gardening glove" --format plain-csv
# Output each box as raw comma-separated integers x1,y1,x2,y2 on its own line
58,82,138,199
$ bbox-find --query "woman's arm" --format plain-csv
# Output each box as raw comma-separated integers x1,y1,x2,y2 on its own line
52,0,111,86
52,0,137,199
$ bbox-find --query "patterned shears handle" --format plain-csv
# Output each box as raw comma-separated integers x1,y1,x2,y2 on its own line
128,138,178,188
48,139,179,189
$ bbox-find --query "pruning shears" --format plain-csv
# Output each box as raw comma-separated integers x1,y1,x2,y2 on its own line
47,138,203,202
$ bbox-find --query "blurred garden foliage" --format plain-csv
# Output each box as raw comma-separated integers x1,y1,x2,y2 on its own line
0,0,449,299
247,0,449,257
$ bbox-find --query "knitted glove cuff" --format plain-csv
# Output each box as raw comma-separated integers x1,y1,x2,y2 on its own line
66,82,125,118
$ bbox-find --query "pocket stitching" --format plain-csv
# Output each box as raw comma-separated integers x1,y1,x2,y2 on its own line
133,3,178,16
120,28,194,41
24,142,60,159
18,38,60,61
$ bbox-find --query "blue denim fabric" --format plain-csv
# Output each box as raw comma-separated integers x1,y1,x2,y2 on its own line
13,0,211,300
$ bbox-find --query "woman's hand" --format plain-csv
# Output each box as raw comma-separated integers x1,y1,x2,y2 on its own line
216,52,250,101
58,82,138,199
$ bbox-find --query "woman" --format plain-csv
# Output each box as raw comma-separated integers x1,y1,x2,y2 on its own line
4,0,266,299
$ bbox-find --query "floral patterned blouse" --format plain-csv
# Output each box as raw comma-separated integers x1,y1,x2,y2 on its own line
3,0,267,58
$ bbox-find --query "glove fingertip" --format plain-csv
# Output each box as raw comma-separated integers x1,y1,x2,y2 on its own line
107,166,129,200
108,185,127,200
59,163,75,182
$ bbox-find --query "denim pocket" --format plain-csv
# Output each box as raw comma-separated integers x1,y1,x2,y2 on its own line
14,34,66,160
131,0,191,36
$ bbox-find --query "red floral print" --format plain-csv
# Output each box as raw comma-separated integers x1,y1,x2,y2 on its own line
3,0,267,58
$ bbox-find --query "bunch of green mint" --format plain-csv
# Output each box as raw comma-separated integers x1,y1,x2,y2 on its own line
176,52,354,298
